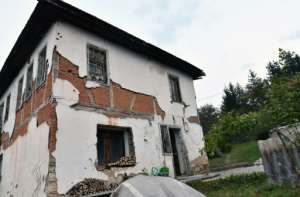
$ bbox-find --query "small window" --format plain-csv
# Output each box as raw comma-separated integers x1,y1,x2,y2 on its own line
24,64,33,101
87,45,108,83
169,75,182,103
16,76,24,109
97,125,135,167
160,125,172,154
0,154,2,182
0,103,4,132
37,47,47,88
4,94,10,123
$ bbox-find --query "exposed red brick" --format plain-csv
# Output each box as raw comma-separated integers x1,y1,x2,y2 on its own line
91,87,110,108
1,132,10,150
112,85,135,112
132,94,154,115
187,116,201,124
57,52,166,119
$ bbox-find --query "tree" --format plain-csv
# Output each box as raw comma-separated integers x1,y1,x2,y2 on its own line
198,104,220,135
245,70,268,112
221,83,247,114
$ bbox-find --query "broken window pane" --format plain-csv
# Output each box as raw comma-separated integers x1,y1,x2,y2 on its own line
37,47,47,87
87,45,107,83
16,76,24,109
24,64,33,101
161,125,172,154
0,103,4,132
4,94,10,123
169,75,182,103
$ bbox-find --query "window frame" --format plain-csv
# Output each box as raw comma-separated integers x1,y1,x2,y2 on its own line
16,76,24,110
168,74,182,103
87,44,109,85
0,103,4,132
36,46,47,89
24,63,34,102
96,125,134,168
4,94,10,123
160,124,182,155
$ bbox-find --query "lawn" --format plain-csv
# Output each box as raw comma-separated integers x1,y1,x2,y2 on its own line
209,141,260,170
188,173,300,197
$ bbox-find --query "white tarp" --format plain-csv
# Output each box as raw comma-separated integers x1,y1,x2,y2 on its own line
110,175,205,197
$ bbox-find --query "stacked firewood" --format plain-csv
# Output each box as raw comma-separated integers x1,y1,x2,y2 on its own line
66,178,119,197
108,156,136,167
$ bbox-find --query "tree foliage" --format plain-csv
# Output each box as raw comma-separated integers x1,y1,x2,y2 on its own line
198,104,220,135
205,49,300,158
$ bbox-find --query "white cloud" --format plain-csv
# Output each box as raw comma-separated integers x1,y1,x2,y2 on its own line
2,0,300,107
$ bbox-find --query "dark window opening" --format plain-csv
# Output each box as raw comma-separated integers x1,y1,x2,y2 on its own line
161,125,172,154
87,45,108,84
0,103,4,132
24,64,33,101
4,94,10,123
97,125,135,169
37,47,47,88
16,76,24,109
169,75,182,103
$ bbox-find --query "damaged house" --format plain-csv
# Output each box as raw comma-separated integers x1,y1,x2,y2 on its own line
0,0,207,196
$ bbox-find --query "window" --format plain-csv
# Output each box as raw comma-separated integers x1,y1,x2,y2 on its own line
97,125,135,167
24,64,33,101
160,125,172,154
0,103,4,132
4,94,10,123
0,154,2,182
169,75,182,103
87,45,108,83
37,47,47,87
16,76,24,109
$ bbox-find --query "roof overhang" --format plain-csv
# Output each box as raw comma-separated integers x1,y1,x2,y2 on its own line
0,0,205,98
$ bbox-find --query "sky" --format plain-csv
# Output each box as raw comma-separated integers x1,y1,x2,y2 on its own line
1,0,300,107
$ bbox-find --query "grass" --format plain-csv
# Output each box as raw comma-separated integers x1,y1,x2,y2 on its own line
188,173,300,197
209,141,260,170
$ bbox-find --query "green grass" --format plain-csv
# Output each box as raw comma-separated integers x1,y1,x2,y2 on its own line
209,141,260,170
188,173,300,197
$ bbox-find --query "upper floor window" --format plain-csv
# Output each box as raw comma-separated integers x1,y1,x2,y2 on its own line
4,94,10,123
37,47,47,88
0,103,4,132
168,75,182,103
24,63,33,101
87,45,108,84
16,76,24,109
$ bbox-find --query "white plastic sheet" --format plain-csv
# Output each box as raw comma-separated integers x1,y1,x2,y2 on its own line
110,175,205,197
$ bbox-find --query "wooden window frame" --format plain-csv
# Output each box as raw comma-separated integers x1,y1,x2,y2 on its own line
168,74,182,103
24,63,34,102
36,46,47,89
0,103,4,132
87,44,108,85
16,76,24,110
4,94,10,123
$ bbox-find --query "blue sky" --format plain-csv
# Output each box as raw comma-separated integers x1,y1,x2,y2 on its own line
1,0,300,107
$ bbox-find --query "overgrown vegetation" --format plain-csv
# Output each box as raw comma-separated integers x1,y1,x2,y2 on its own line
209,141,260,170
202,49,300,158
188,173,300,197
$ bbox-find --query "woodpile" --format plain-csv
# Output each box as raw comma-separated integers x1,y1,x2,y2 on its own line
108,156,136,167
66,178,119,197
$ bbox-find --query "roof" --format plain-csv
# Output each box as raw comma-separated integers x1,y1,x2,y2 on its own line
0,0,205,98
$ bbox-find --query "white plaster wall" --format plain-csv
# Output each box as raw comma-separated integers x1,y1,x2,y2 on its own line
53,22,205,193
0,24,58,137
0,117,50,197
0,24,58,196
